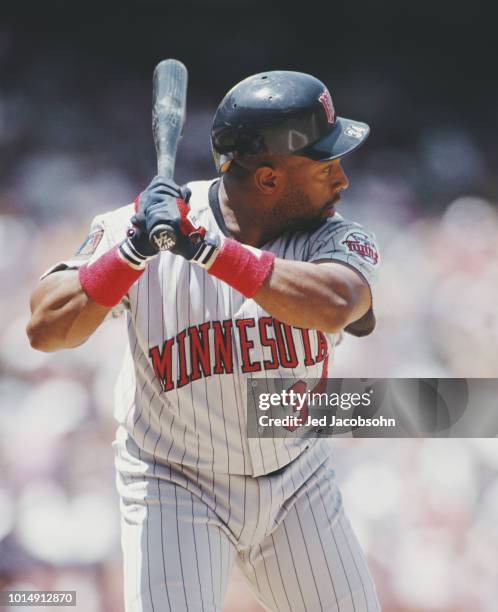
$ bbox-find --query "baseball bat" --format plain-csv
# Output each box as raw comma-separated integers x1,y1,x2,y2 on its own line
148,59,188,250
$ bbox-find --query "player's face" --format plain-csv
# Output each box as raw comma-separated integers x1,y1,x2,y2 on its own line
273,157,349,231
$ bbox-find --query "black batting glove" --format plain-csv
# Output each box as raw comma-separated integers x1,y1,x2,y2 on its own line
136,176,190,237
118,212,158,269
118,176,185,269
120,176,218,268
139,175,218,261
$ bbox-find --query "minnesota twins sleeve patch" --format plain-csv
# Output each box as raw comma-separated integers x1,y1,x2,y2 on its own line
75,229,104,258
341,230,380,266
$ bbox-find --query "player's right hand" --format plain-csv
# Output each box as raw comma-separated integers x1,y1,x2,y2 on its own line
133,176,216,260
137,177,192,241
124,176,193,260
117,177,185,269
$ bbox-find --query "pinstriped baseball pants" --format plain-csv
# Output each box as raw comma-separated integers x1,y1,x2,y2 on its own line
114,438,381,612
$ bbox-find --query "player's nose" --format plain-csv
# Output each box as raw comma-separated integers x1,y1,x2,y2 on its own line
332,162,349,191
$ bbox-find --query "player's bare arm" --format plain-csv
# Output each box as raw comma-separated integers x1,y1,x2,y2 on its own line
27,271,110,352
254,258,371,332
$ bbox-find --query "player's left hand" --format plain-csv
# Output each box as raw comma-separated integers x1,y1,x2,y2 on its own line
133,176,212,260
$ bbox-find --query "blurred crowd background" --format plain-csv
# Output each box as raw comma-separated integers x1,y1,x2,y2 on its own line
1,1,497,610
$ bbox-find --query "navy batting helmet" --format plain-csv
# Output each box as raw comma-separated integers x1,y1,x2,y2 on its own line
211,70,370,172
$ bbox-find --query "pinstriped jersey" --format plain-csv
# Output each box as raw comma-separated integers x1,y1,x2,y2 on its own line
50,178,380,476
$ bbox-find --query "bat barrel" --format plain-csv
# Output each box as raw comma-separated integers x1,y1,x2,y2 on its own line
152,59,188,179
150,59,188,250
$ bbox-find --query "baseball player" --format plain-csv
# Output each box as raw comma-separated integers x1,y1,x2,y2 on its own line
28,71,381,611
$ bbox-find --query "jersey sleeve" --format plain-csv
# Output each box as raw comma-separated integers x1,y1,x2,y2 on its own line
41,214,118,276
307,216,381,336
40,205,133,315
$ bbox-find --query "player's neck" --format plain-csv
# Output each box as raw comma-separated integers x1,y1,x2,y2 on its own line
219,177,283,247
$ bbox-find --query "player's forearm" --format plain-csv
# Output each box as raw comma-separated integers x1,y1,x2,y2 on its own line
254,259,354,332
27,271,110,352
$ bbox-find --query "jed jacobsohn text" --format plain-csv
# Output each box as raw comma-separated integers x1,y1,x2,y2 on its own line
258,414,396,428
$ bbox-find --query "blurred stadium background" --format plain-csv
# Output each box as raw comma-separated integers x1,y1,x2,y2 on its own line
1,1,497,610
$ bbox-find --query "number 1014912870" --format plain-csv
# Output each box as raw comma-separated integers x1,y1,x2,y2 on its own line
0,590,76,606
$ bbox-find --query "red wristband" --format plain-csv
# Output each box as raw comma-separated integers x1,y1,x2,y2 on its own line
207,238,275,298
79,245,144,307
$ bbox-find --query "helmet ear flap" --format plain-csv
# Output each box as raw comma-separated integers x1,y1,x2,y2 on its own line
212,147,222,172
212,147,234,173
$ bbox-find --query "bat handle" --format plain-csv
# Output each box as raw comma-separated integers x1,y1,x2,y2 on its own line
149,223,177,251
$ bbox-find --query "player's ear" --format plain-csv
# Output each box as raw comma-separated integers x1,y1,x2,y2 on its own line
253,164,282,194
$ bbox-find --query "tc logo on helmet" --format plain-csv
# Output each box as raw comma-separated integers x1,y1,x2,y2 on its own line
341,231,379,265
344,125,368,140
318,90,335,124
